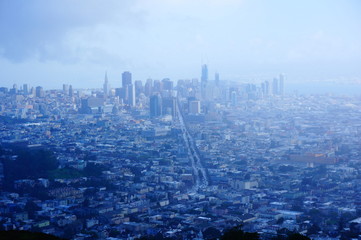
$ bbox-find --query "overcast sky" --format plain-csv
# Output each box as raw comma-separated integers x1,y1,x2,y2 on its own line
0,0,360,89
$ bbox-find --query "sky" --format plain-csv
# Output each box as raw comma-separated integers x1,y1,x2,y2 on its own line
0,0,360,89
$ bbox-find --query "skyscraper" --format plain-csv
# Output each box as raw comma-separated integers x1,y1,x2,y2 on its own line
162,97,177,119
231,91,237,106
122,71,132,88
127,84,135,107
150,93,162,117
215,72,220,86
265,81,270,96
63,84,69,95
69,85,73,97
201,64,208,82
272,78,279,95
153,80,162,94
35,86,44,98
162,78,173,91
103,72,110,97
279,74,285,96
121,71,136,106
134,80,143,97
201,64,208,100
23,84,29,95
144,78,153,97
189,100,201,115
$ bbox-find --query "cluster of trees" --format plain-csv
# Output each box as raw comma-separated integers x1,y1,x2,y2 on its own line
2,148,58,190
1,146,110,199
0,230,65,240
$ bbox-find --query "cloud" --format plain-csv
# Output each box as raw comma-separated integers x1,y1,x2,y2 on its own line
0,0,360,88
0,0,143,62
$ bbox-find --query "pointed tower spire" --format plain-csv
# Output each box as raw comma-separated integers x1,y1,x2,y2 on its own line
105,71,108,83
103,71,109,97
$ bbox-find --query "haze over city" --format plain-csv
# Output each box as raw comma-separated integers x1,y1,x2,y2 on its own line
1,1,361,240
0,0,361,89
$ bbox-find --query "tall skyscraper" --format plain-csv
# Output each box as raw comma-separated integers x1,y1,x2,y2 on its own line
215,72,220,86
272,78,279,95
162,97,177,119
201,64,208,100
23,84,29,95
69,85,73,97
150,93,162,117
144,78,153,97
162,78,173,91
201,64,208,82
134,80,143,97
103,72,110,97
121,71,136,107
127,84,135,107
35,86,44,98
265,81,270,96
279,74,285,96
10,84,17,94
122,71,132,88
231,91,237,106
63,84,69,95
153,80,162,93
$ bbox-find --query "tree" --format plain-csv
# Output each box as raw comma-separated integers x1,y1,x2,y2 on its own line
307,224,321,235
277,217,285,224
288,233,311,240
221,225,259,240
0,230,66,240
279,165,294,173
203,227,221,240
84,163,104,177
3,149,58,183
24,200,41,218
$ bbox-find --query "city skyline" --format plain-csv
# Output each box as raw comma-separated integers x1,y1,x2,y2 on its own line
0,0,360,89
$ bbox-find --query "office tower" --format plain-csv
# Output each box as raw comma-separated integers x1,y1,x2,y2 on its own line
201,64,208,100
122,71,132,88
144,79,153,97
103,72,110,97
272,78,279,95
127,84,135,107
69,85,73,97
115,88,122,97
0,87,8,93
162,97,177,118
192,78,199,87
261,82,265,96
153,80,162,93
189,100,201,115
162,78,173,91
121,71,136,107
231,91,237,106
9,84,17,94
134,80,143,97
13,84,17,92
279,74,284,96
63,84,69,95
201,64,208,82
79,97,104,114
35,86,44,98
160,78,173,98
150,93,162,117
23,84,29,95
265,81,270,96
215,72,220,86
